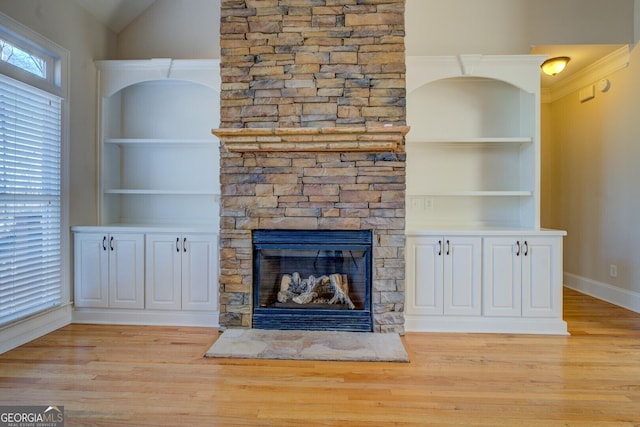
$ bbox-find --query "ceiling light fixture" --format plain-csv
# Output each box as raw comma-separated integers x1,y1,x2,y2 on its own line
541,56,571,76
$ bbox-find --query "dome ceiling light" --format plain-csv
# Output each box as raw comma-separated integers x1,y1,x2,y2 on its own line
541,56,571,76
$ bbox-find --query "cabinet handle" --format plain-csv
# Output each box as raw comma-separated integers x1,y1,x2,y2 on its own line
110,236,114,251
438,240,442,256
183,237,187,252
102,236,107,251
176,237,180,252
523,241,529,256
516,240,520,256
446,240,450,256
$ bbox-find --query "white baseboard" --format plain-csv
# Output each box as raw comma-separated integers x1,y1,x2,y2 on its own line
72,308,220,328
405,315,568,335
0,305,72,354
564,273,640,314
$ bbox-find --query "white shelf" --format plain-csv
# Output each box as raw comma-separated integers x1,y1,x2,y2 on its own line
409,137,532,145
104,189,220,196
72,224,218,233
104,138,216,146
423,191,532,197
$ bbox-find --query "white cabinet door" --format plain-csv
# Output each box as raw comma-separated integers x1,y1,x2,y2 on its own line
145,233,218,312
74,232,144,309
483,237,522,316
407,236,481,316
145,234,182,310
108,233,144,309
74,233,109,308
522,236,562,318
181,234,218,311
406,236,443,315
483,235,562,318
443,237,482,315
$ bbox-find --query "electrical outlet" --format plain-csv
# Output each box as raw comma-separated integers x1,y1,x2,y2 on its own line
425,198,434,210
609,264,618,278
410,197,424,210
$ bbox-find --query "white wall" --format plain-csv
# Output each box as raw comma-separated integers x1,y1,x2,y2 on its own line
0,0,116,227
550,44,640,311
117,0,220,59
636,0,640,42
406,0,635,55
0,0,116,351
527,0,635,46
406,0,531,55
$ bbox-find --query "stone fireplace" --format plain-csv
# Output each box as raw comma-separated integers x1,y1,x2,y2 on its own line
214,0,408,333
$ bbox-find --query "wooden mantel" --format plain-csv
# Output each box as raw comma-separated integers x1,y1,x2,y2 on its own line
212,126,411,152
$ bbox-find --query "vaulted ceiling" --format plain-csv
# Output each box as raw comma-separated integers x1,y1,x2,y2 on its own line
73,0,625,89
74,0,156,33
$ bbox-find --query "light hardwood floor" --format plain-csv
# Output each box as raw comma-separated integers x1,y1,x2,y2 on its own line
1,288,639,426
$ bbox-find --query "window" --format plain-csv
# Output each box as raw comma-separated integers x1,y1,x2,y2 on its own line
0,13,67,327
0,37,47,79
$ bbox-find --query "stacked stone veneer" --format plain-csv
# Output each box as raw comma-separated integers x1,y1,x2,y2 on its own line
216,0,408,333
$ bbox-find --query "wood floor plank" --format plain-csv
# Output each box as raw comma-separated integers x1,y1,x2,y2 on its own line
1,288,640,426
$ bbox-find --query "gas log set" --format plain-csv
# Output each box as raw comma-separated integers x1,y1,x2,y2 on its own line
277,272,355,309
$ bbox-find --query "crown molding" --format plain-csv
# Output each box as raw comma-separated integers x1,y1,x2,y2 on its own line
544,45,630,103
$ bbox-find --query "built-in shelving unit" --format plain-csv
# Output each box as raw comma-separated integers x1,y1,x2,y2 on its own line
406,56,542,230
96,59,221,228
404,55,567,334
72,59,221,328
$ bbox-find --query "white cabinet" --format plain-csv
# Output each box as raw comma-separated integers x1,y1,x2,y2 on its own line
405,230,567,334
145,233,218,311
74,232,144,309
73,227,220,327
96,59,221,228
483,236,562,318
406,236,481,316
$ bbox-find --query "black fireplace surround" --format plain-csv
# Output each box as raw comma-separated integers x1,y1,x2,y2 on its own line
252,229,373,332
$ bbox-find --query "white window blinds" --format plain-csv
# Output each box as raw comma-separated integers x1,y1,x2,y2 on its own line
0,73,62,326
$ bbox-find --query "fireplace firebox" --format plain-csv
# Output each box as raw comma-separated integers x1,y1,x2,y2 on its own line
252,230,372,332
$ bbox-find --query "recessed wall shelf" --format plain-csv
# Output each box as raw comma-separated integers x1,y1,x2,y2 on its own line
96,59,221,228
406,55,544,230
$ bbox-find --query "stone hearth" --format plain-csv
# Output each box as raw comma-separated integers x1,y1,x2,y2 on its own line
216,0,407,333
